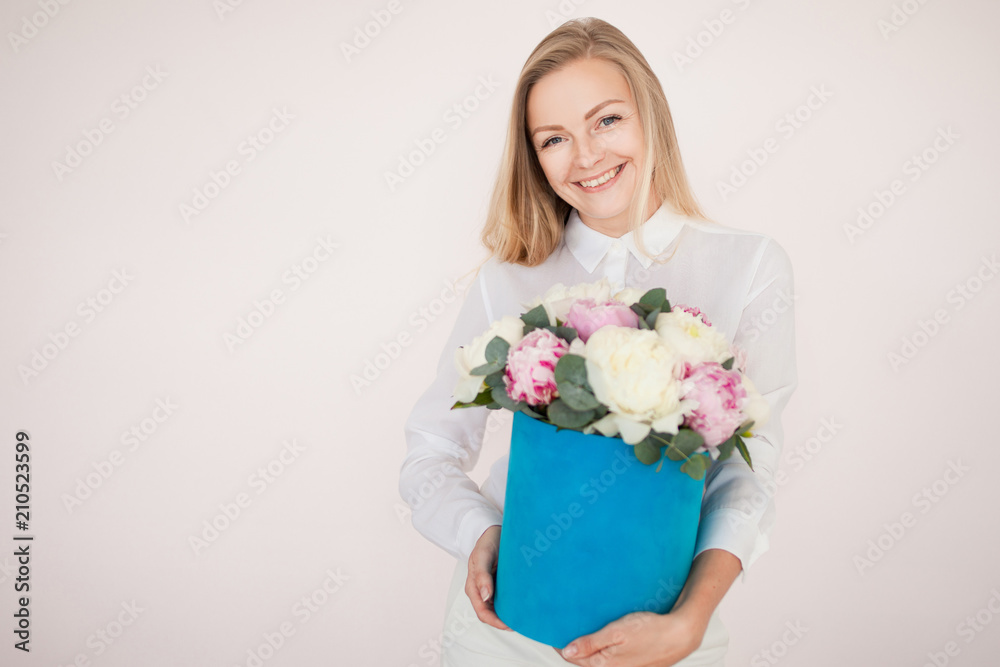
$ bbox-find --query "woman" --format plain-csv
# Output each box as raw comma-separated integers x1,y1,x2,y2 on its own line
399,17,797,666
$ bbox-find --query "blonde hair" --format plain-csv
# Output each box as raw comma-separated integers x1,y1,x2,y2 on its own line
475,17,712,273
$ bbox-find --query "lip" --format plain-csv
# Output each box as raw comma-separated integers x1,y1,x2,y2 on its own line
574,163,625,193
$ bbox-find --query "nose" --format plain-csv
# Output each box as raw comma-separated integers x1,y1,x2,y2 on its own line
574,134,605,172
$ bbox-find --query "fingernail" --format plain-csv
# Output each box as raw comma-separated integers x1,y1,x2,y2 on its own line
480,586,490,602
563,644,577,657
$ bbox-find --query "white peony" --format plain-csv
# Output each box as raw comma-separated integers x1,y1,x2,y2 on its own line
611,286,644,307
654,309,732,368
739,374,770,433
521,278,614,326
453,315,525,402
582,326,695,445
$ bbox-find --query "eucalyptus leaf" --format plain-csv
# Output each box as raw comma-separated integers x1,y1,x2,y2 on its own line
521,304,550,329
680,453,709,481
484,336,510,366
558,383,600,411
548,326,578,343
490,385,519,411
716,435,736,461
470,361,502,376
554,354,587,386
670,429,704,458
547,399,594,429
484,370,505,388
639,287,666,308
634,439,661,465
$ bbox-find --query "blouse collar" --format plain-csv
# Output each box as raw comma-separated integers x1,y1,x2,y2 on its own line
563,201,687,273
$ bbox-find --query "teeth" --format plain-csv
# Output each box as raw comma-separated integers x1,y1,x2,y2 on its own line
579,164,622,188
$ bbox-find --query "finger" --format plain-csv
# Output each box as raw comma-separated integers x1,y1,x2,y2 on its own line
465,577,512,631
560,627,620,660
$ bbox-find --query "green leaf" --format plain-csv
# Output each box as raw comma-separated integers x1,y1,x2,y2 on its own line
634,439,661,465
669,429,704,458
639,287,667,309
519,404,547,420
547,399,594,429
548,325,578,343
484,370,505,389
716,435,736,461
490,385,519,412
630,302,650,317
471,388,494,406
644,306,662,329
469,361,501,376
680,453,709,481
554,354,588,387
558,382,601,411
521,305,550,329
721,356,734,370
484,336,510,366
734,435,754,471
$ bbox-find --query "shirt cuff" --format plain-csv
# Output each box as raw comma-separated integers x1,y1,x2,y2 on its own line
692,507,770,584
456,505,504,562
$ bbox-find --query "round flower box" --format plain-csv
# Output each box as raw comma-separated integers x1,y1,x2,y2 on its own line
493,409,708,648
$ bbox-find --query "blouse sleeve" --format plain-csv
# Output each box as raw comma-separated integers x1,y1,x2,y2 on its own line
691,237,799,582
398,265,504,562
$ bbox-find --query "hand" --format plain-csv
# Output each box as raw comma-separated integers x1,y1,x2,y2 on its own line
465,525,512,631
553,608,707,667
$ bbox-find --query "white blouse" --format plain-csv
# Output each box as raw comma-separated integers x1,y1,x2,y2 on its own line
399,201,798,583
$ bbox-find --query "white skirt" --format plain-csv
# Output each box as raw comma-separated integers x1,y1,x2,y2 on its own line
440,556,729,666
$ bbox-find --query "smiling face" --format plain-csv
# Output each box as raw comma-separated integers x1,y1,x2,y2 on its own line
527,57,653,237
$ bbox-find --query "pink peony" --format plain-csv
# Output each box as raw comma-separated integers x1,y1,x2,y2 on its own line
672,304,712,326
503,328,570,406
681,362,747,448
565,297,641,342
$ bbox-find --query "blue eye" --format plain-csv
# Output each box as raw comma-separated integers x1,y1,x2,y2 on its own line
541,136,562,149
600,114,622,127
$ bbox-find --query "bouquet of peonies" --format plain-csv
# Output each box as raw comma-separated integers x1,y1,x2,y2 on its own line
452,278,769,480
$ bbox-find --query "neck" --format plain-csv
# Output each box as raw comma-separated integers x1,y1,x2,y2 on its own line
578,189,662,238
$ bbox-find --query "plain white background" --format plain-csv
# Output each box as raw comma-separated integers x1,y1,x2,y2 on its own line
1,0,998,665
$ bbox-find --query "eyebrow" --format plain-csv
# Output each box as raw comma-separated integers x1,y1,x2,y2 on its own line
530,98,625,137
